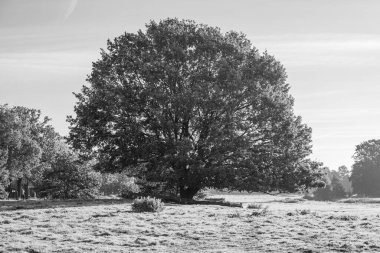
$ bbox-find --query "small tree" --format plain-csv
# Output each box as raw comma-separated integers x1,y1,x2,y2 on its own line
35,145,101,199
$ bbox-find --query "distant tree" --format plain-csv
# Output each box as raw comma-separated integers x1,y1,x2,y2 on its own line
68,18,324,200
312,166,334,201
336,165,352,195
331,175,346,199
313,185,333,201
338,165,349,177
312,167,349,200
351,139,380,196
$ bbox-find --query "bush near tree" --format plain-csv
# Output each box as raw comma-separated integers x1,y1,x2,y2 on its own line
68,18,324,200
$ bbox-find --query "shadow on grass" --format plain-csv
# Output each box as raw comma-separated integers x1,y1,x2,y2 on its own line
339,198,380,204
0,198,133,212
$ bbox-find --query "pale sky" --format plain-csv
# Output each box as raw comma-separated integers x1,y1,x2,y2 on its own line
1,0,380,170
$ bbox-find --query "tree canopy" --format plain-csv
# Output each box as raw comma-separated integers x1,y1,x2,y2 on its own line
0,105,48,198
0,106,42,179
68,18,323,199
351,139,380,196
0,104,101,199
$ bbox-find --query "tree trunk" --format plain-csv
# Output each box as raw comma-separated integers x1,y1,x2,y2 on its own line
24,179,29,200
179,185,200,202
5,181,12,199
16,178,22,200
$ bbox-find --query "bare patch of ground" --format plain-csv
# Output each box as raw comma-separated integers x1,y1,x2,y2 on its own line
1,195,380,252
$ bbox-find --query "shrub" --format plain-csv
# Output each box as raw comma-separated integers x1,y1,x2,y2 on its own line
132,197,164,212
247,203,263,209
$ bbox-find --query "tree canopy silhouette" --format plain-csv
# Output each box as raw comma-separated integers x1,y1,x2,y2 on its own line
351,139,380,196
68,18,323,199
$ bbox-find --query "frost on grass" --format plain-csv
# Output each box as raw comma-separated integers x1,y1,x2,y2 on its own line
0,195,380,252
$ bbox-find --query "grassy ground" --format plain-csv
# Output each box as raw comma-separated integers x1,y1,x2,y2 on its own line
1,195,380,252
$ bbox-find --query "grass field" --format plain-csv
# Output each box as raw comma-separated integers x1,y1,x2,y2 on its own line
1,194,380,252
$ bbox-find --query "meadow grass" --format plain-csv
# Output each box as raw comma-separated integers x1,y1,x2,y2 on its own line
0,194,379,252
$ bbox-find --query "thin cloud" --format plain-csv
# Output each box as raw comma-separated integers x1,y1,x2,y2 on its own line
63,0,78,22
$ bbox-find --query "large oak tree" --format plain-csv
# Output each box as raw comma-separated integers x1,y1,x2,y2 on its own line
68,19,323,199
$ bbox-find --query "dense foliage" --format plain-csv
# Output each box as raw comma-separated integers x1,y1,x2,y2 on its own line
68,18,324,199
34,146,101,199
0,105,50,198
313,176,346,201
351,139,380,196
99,172,140,198
0,104,100,199
311,166,349,201
336,165,352,194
